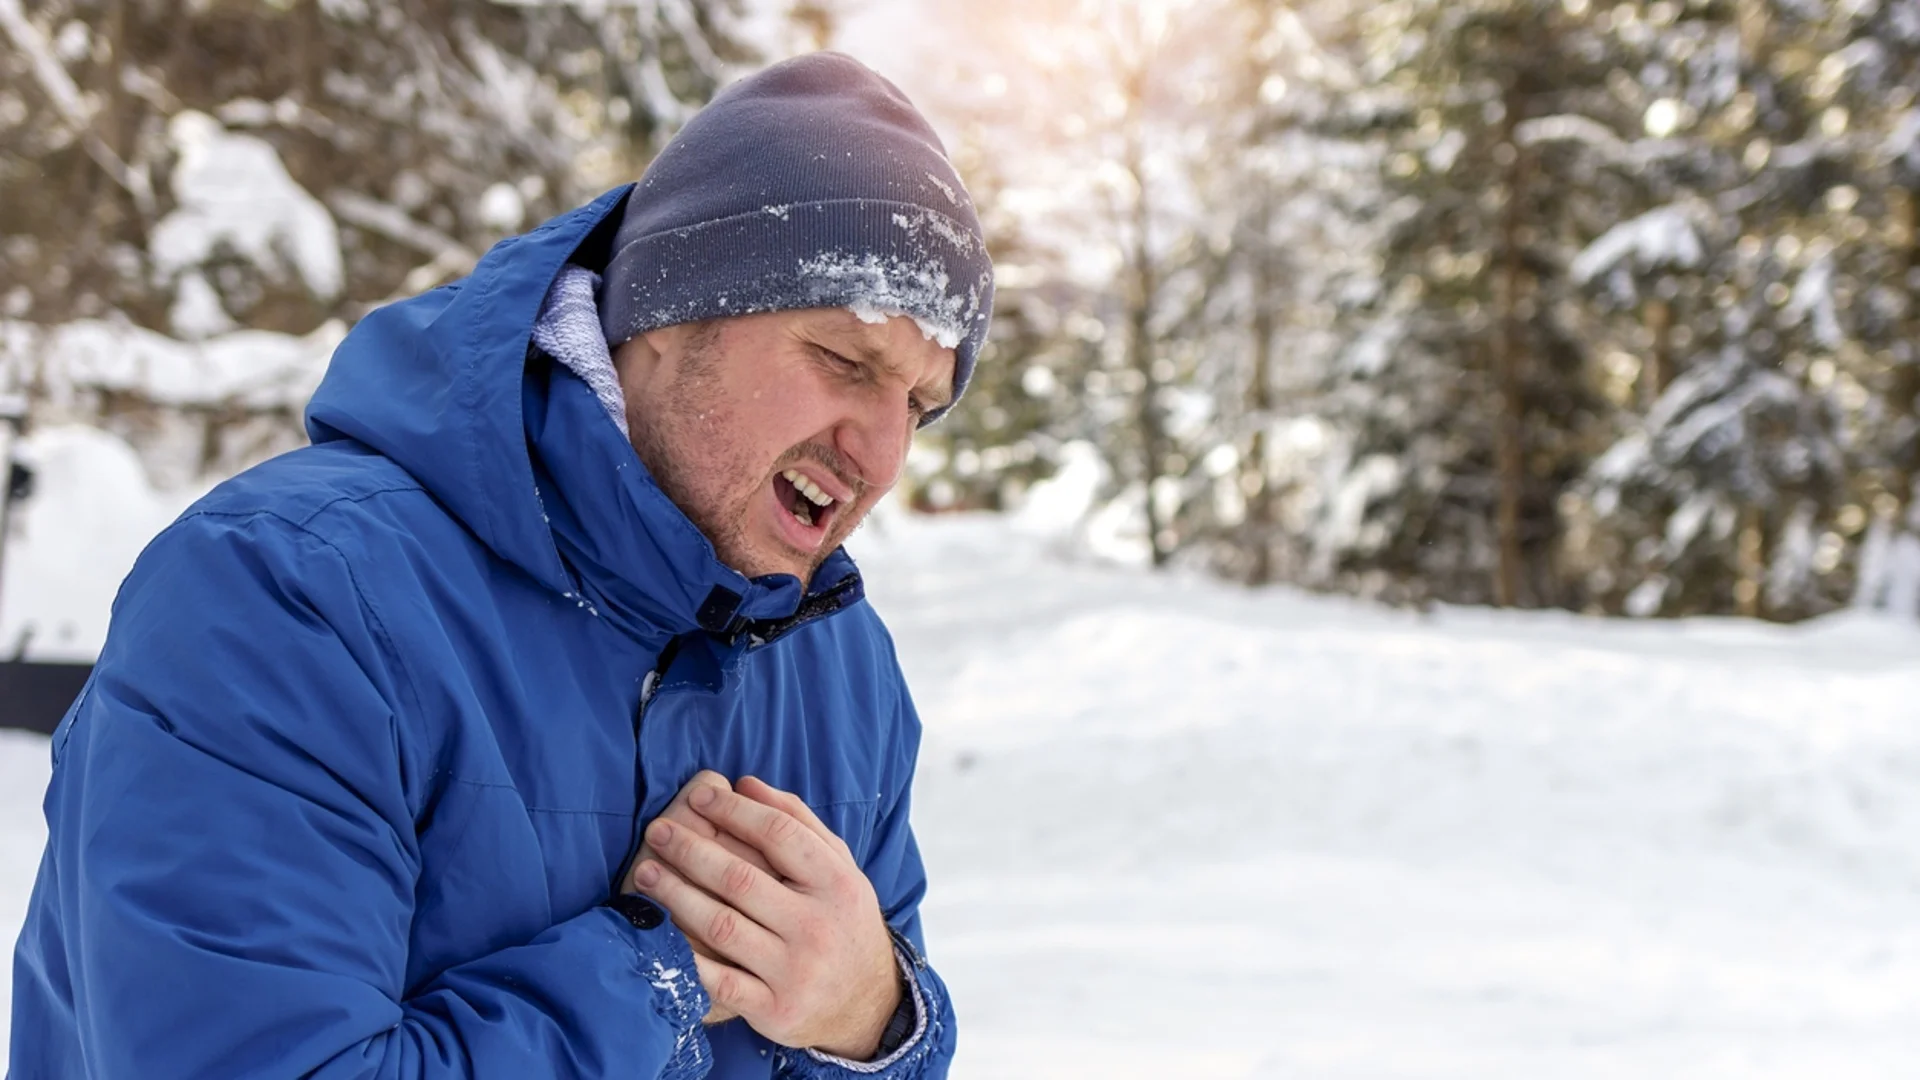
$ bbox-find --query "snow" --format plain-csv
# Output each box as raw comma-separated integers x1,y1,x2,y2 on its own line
167,271,239,340
1513,113,1688,171
477,182,527,233
1784,254,1843,349
149,112,344,301
0,425,206,660
1570,204,1704,285
846,301,964,351
1855,509,1920,619
1314,452,1402,571
2,317,343,411
854,514,1920,1077
801,252,974,350
0,727,50,1058
7,511,1919,1075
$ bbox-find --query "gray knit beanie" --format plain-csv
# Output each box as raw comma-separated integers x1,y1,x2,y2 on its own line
598,52,995,425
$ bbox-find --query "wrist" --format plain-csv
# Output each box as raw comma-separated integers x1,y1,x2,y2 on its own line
811,943,903,1060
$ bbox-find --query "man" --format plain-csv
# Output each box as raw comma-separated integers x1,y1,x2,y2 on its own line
9,52,990,1080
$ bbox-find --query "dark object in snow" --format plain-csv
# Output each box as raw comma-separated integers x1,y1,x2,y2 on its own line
0,660,90,735
8,460,33,503
598,51,994,425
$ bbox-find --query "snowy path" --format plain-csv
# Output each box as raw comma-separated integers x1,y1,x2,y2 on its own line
4,514,1919,1076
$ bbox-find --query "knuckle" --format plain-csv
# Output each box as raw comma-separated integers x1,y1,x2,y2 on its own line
707,908,740,947
721,858,758,900
826,870,866,906
763,812,800,846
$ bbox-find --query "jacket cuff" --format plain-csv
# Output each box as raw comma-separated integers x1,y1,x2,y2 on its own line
599,903,714,1080
781,931,940,1079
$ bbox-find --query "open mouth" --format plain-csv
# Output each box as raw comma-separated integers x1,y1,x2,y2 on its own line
774,468,839,534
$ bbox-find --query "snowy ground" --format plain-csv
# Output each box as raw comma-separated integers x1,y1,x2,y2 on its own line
5,512,1920,1077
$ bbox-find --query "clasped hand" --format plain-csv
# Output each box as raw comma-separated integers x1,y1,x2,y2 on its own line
627,772,901,1061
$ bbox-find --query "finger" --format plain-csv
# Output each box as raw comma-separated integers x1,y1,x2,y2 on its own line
692,950,773,1022
677,775,779,871
700,826,778,877
736,776,851,856
686,784,835,887
662,771,731,842
634,829,774,886
631,774,775,888
631,855,782,974
645,817,796,934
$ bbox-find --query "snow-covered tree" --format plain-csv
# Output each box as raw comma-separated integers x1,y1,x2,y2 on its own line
0,0,763,485
1334,0,1617,608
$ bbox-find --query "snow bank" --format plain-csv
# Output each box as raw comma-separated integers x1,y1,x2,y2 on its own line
0,425,205,660
852,514,1920,1077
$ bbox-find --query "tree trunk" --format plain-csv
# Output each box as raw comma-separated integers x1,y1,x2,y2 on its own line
1491,75,1531,608
1736,504,1765,618
1243,197,1278,585
1643,296,1671,408
1123,107,1171,568
1891,186,1920,557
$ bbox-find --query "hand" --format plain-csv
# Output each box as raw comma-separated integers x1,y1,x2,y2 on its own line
631,776,901,1059
627,771,775,1025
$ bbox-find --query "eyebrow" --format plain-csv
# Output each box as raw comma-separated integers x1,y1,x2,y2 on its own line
840,331,955,409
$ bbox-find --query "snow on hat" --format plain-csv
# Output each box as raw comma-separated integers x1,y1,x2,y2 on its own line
598,51,994,425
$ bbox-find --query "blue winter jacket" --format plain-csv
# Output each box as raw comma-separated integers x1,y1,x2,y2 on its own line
8,189,955,1079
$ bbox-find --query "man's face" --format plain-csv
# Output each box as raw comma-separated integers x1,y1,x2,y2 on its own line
614,307,957,586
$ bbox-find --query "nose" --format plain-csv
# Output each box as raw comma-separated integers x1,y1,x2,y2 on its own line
834,392,915,493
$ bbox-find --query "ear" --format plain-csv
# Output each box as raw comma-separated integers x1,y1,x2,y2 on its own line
613,331,666,390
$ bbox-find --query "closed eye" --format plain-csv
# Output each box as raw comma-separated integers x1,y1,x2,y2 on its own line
815,345,860,371
815,343,932,419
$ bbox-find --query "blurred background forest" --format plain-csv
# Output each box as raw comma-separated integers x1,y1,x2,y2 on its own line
4,0,1920,657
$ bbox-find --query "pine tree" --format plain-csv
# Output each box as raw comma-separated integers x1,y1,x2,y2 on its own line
1564,0,1866,620
1340,0,1613,608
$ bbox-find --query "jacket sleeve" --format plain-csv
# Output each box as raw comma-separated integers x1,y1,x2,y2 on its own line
776,677,955,1080
33,510,712,1080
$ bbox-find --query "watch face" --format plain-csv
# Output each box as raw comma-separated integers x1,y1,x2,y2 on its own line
608,892,667,930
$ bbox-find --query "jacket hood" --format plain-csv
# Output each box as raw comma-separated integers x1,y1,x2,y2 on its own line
306,188,858,641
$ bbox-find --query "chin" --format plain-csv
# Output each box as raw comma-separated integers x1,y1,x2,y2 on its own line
717,542,813,585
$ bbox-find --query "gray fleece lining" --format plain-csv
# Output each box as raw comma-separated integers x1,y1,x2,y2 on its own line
533,264,629,438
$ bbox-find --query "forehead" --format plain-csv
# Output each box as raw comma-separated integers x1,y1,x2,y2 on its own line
773,307,958,388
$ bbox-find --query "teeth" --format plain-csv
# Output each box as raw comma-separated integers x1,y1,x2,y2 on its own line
781,469,834,507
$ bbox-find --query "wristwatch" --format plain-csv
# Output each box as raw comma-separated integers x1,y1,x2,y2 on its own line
874,964,916,1057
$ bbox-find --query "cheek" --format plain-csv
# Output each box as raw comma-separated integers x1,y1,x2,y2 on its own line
752,372,838,437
